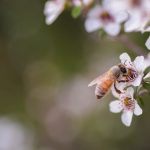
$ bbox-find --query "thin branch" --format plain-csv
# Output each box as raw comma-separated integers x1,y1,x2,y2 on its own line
110,34,146,56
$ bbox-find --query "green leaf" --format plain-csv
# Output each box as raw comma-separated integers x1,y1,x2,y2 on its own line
71,6,81,18
137,96,145,107
142,82,150,95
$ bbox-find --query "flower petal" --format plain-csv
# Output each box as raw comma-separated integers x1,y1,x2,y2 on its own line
104,23,120,36
85,18,102,32
131,74,143,86
134,102,143,116
111,82,126,98
87,5,101,17
134,56,145,72
124,11,141,32
44,0,64,25
109,100,123,113
115,11,128,23
145,36,150,50
119,52,131,65
121,111,133,127
126,87,134,99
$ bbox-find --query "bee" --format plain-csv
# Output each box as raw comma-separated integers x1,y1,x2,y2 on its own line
88,64,127,99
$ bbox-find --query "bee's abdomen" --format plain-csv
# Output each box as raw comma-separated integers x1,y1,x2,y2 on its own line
95,79,113,99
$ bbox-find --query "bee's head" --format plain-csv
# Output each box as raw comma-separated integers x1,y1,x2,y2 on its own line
118,64,127,74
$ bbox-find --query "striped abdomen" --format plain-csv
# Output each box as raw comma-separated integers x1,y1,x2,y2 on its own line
95,75,116,99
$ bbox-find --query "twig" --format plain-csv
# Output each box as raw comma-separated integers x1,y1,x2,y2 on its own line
110,34,146,56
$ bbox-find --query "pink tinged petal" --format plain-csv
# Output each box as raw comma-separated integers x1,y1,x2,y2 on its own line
88,5,102,17
109,100,123,113
145,36,150,50
44,1,64,25
132,74,143,86
104,23,121,36
85,19,102,32
73,0,82,6
119,52,131,65
111,84,120,98
115,11,128,23
134,56,145,72
126,87,134,99
134,102,143,116
45,13,60,25
124,12,141,32
111,82,126,98
121,111,133,127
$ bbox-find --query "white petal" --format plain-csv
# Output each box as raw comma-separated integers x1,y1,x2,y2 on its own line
119,52,131,65
124,11,141,32
144,72,150,79
115,11,128,23
87,5,101,17
104,23,121,36
144,53,150,68
45,14,59,25
134,102,143,116
121,111,133,127
134,56,145,72
111,84,119,98
109,100,123,113
126,87,134,98
85,18,102,32
145,36,150,50
132,74,143,86
44,0,64,25
111,82,126,98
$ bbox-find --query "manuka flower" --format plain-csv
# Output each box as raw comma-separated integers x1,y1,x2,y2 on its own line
107,0,150,32
84,4,128,36
44,0,66,25
109,87,142,126
119,52,146,86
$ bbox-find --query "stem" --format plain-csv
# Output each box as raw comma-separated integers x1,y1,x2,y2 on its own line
111,35,146,56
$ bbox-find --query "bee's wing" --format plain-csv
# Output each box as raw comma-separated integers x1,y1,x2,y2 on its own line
88,73,106,87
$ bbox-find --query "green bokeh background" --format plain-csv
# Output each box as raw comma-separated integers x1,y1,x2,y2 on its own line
0,0,150,150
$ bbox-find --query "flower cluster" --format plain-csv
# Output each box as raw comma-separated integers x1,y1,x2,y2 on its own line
43,1,150,126
89,52,150,127
44,0,150,50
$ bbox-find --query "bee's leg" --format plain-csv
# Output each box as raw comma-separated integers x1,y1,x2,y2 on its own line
114,82,122,94
117,76,130,83
117,79,129,83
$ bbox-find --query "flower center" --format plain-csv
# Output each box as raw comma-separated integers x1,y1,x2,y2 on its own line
130,0,141,7
127,68,138,81
100,11,114,23
123,97,135,110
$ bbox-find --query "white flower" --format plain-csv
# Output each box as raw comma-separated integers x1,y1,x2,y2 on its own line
107,0,150,32
44,0,66,25
119,52,146,86
84,4,128,36
124,0,150,32
109,87,142,127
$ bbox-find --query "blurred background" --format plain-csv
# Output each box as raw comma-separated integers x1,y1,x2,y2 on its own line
0,0,150,150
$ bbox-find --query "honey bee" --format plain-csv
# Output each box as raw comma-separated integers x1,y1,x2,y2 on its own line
88,64,127,99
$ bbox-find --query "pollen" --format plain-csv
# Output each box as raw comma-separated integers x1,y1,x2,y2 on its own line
100,11,114,23
123,97,134,110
